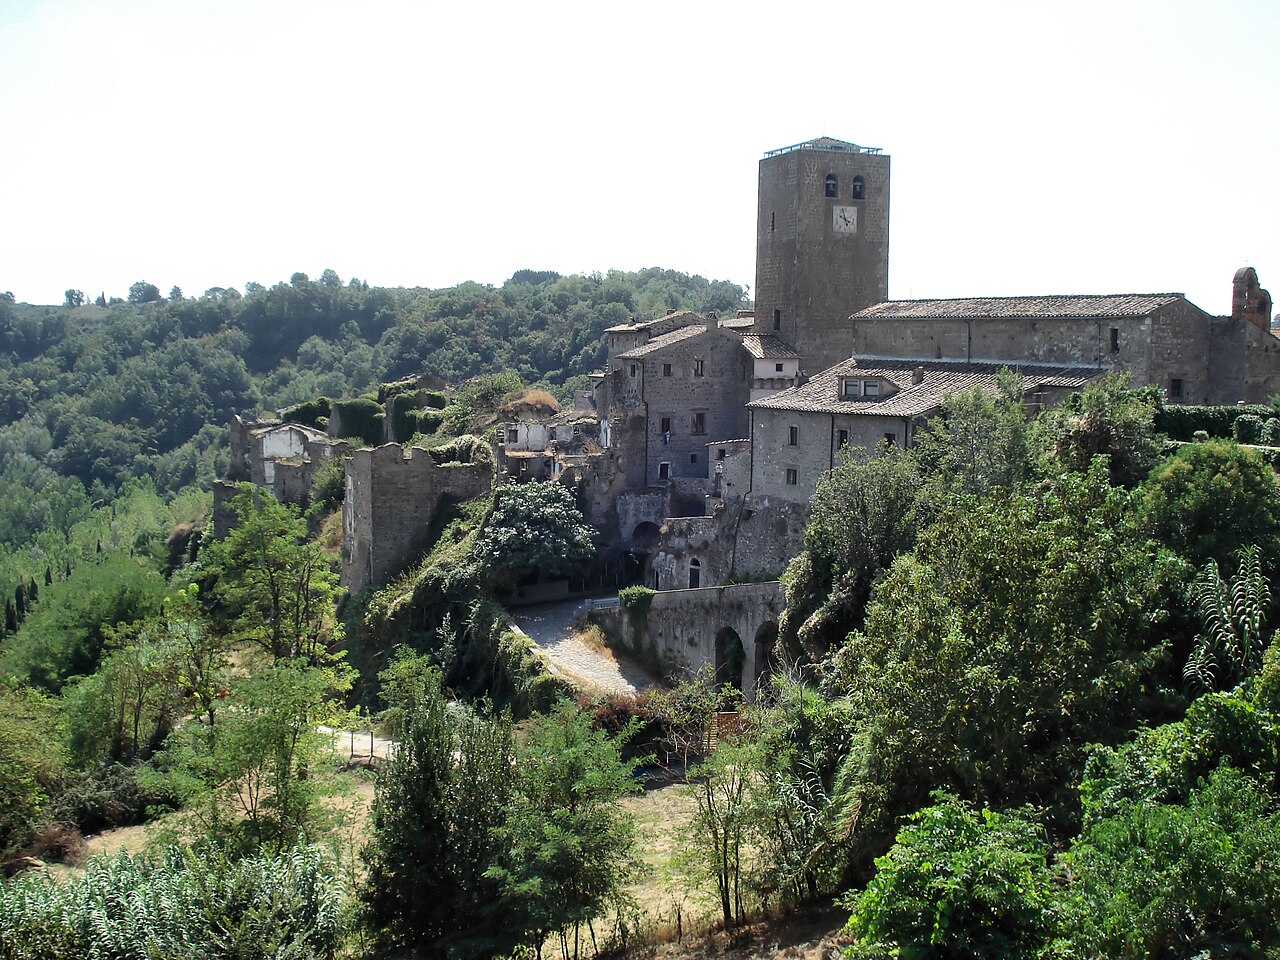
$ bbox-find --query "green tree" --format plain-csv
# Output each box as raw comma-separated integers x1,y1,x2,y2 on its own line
780,443,926,659
361,667,520,957
1053,767,1280,959
1136,439,1280,572
198,486,343,664
475,482,595,591
63,289,84,307
0,682,65,858
126,281,161,304
489,702,642,957
1034,373,1163,487
827,463,1184,861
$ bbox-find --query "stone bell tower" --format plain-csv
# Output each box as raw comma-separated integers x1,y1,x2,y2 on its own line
754,136,890,375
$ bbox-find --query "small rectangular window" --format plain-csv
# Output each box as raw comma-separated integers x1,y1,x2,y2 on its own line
1110,327,1120,353
863,380,880,398
659,416,671,436
837,429,849,448
658,462,670,480
883,432,896,446
506,428,518,443
773,309,781,331
690,453,698,464
629,363,637,377
662,363,672,376
693,358,705,377
841,379,860,399
785,468,798,486
1169,378,1184,400
788,425,798,446
775,362,784,373
691,412,706,435
716,448,726,460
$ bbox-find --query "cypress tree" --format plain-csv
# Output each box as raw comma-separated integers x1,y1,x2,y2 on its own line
44,566,53,586
14,584,26,620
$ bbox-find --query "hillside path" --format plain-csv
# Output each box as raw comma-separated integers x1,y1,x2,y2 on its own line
509,598,664,696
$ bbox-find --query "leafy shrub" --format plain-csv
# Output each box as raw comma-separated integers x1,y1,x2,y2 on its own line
389,391,419,442
280,397,329,431
422,390,447,410
428,434,493,466
1234,413,1265,443
1154,403,1273,441
1263,417,1280,446
844,794,1053,960
47,764,177,835
0,843,347,959
309,455,346,510
331,397,384,447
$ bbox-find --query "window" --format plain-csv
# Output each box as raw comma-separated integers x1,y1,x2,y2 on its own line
770,211,775,233
572,425,581,436
1169,378,1184,400
1110,327,1120,353
716,448,726,460
837,429,849,448
658,462,670,480
788,425,798,446
883,432,896,445
841,379,860,399
662,362,672,377
629,363,637,377
693,358,705,377
688,558,701,589
773,309,781,331
691,412,706,435
824,174,838,198
863,380,880,398
690,453,698,464
851,176,865,200
785,468,798,486
506,428,518,443
659,416,671,438
775,362,784,373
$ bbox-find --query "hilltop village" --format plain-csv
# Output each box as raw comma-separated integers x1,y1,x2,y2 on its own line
220,135,1278,693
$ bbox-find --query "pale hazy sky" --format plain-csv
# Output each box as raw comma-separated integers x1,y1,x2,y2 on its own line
2,0,1277,315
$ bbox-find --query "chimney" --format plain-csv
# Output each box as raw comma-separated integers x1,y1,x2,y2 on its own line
913,366,925,385
706,311,718,333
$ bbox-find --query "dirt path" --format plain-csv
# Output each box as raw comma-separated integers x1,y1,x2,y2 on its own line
509,599,663,695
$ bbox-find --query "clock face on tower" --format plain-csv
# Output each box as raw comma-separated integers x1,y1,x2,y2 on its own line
832,205,858,235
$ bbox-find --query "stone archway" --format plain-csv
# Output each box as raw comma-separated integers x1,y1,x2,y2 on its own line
631,521,660,552
753,621,779,692
715,626,745,692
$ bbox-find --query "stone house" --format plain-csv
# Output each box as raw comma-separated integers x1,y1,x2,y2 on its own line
747,358,1098,502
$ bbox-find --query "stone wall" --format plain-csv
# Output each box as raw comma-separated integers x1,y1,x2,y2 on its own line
342,443,492,593
597,581,785,699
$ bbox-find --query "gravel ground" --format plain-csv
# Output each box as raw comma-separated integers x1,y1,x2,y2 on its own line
510,598,663,695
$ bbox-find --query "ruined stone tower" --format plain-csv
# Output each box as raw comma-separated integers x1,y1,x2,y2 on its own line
754,136,890,375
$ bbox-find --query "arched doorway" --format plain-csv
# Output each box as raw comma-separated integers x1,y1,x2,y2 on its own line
753,621,779,693
631,521,660,552
715,626,745,692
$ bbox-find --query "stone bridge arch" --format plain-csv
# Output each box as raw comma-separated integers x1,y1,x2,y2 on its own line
605,581,784,699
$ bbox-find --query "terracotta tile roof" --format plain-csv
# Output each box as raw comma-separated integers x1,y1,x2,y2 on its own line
721,316,756,330
748,358,1101,417
615,324,706,358
852,293,1184,321
741,335,800,360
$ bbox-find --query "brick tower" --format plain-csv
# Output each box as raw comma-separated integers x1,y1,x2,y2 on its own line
754,136,890,375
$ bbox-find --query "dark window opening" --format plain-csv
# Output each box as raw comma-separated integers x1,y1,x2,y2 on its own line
1169,378,1184,400
506,428,518,443
788,425,798,446
693,358,705,377
770,211,775,233
1110,327,1120,353
690,453,698,464
775,362,784,372
785,468,798,486
837,429,849,447
658,462,670,480
659,416,672,435
883,432,896,445
688,558,701,589
662,362,672,376
716,448,726,460
629,363,637,377
572,425,581,436
851,176,865,200
691,412,706,435
773,309,781,331
824,174,838,198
